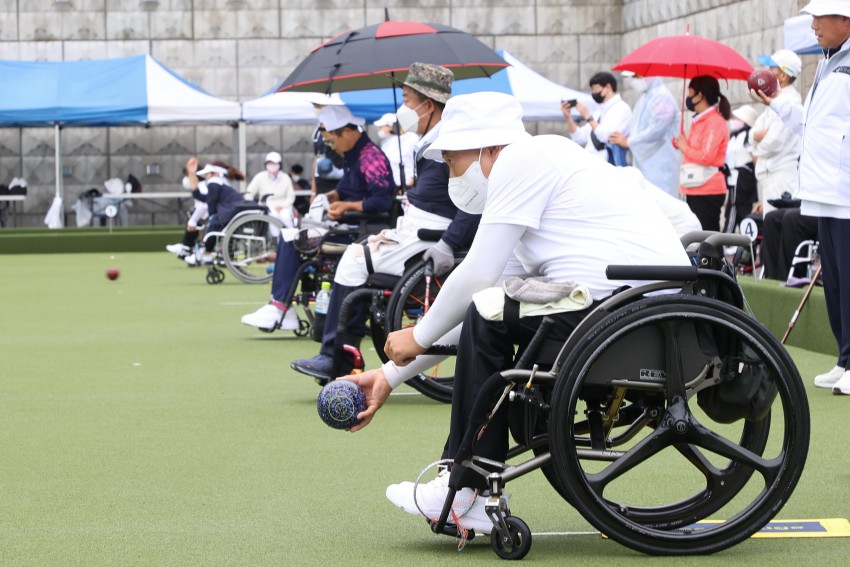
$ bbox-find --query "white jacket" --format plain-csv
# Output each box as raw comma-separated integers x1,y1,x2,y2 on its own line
772,38,850,214
751,84,802,178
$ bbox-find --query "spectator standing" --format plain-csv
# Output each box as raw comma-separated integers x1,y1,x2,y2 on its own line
243,151,295,224
609,73,681,195
674,75,731,231
561,72,632,163
750,49,804,215
752,0,850,393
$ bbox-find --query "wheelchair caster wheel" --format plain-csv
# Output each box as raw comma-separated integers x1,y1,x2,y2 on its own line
293,318,310,338
206,267,225,285
491,516,531,560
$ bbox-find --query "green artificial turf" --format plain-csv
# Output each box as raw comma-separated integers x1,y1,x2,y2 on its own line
1,252,848,566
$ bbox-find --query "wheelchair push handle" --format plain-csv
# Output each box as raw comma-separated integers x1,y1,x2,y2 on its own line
417,228,445,242
606,264,699,282
680,230,752,249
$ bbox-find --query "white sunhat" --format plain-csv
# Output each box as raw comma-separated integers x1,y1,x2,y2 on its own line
732,104,760,128
195,163,228,177
801,0,850,17
320,105,366,131
423,92,531,161
264,151,282,164
373,113,397,127
758,49,803,77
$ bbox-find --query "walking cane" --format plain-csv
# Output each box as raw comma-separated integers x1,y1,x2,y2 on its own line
781,264,823,344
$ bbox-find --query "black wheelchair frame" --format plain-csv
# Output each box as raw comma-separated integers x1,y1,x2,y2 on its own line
420,231,810,559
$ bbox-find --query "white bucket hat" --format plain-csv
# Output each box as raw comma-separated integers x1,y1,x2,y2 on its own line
320,105,366,131
732,105,760,128
423,92,531,161
801,0,850,17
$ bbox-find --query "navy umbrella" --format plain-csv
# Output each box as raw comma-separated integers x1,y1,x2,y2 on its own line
276,20,508,94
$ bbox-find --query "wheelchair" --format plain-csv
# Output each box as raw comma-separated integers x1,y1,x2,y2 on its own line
199,202,282,285
316,228,464,402
420,231,810,559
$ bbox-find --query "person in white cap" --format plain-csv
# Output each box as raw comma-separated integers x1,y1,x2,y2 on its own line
182,156,247,266
302,93,346,200
750,49,803,215
373,113,417,188
243,151,295,224
338,92,689,535
241,105,394,332
752,0,850,393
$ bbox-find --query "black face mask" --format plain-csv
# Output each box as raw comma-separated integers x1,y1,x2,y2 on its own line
685,94,699,112
591,91,606,104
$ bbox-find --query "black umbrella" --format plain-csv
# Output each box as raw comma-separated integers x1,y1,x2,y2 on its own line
276,20,508,94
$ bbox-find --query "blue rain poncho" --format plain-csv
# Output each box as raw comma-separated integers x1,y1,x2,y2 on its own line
627,78,681,196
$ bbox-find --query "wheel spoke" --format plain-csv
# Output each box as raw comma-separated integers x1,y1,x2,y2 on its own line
688,422,780,483
585,423,674,493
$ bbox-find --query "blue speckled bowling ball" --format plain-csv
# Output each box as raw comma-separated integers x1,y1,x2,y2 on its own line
317,380,367,430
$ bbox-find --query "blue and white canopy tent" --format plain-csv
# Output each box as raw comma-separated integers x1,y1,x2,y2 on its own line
0,54,241,226
784,14,821,55
241,50,593,124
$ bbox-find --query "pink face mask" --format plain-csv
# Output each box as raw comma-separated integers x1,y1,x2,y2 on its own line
266,163,281,175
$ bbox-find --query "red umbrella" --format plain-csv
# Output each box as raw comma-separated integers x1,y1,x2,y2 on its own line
613,31,753,132
276,20,508,94
613,32,753,81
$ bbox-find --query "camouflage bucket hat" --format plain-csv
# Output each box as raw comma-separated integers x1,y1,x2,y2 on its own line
402,62,454,104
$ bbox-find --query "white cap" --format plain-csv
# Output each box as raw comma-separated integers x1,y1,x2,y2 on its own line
195,163,228,177
373,113,397,127
801,0,850,17
732,105,759,128
264,151,282,164
758,49,803,77
319,105,366,131
299,92,346,106
423,92,531,161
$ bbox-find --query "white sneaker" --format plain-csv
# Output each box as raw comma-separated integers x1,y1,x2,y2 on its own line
814,365,845,388
241,303,285,332
166,243,190,255
185,253,212,266
832,371,850,395
386,471,502,534
280,307,300,331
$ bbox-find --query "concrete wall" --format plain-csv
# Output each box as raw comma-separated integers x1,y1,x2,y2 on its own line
0,0,813,226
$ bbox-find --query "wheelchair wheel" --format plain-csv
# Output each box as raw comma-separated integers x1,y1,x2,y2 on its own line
205,267,225,285
221,213,284,284
548,295,809,555
491,516,532,560
382,260,457,404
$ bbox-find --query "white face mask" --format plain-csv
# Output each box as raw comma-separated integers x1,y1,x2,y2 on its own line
376,128,390,140
313,106,323,118
396,100,427,134
266,163,281,175
447,149,488,214
630,77,648,93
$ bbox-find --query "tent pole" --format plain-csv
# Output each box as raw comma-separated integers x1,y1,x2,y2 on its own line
54,124,65,228
237,121,247,192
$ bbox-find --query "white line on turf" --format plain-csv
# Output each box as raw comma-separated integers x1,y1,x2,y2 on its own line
220,302,266,306
532,531,600,536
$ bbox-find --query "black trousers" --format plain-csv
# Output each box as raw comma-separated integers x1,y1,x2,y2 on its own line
818,217,850,368
761,208,819,281
445,303,594,489
686,194,727,232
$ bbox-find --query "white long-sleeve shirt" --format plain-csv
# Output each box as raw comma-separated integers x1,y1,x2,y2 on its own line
571,94,632,160
750,84,802,178
771,38,850,218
